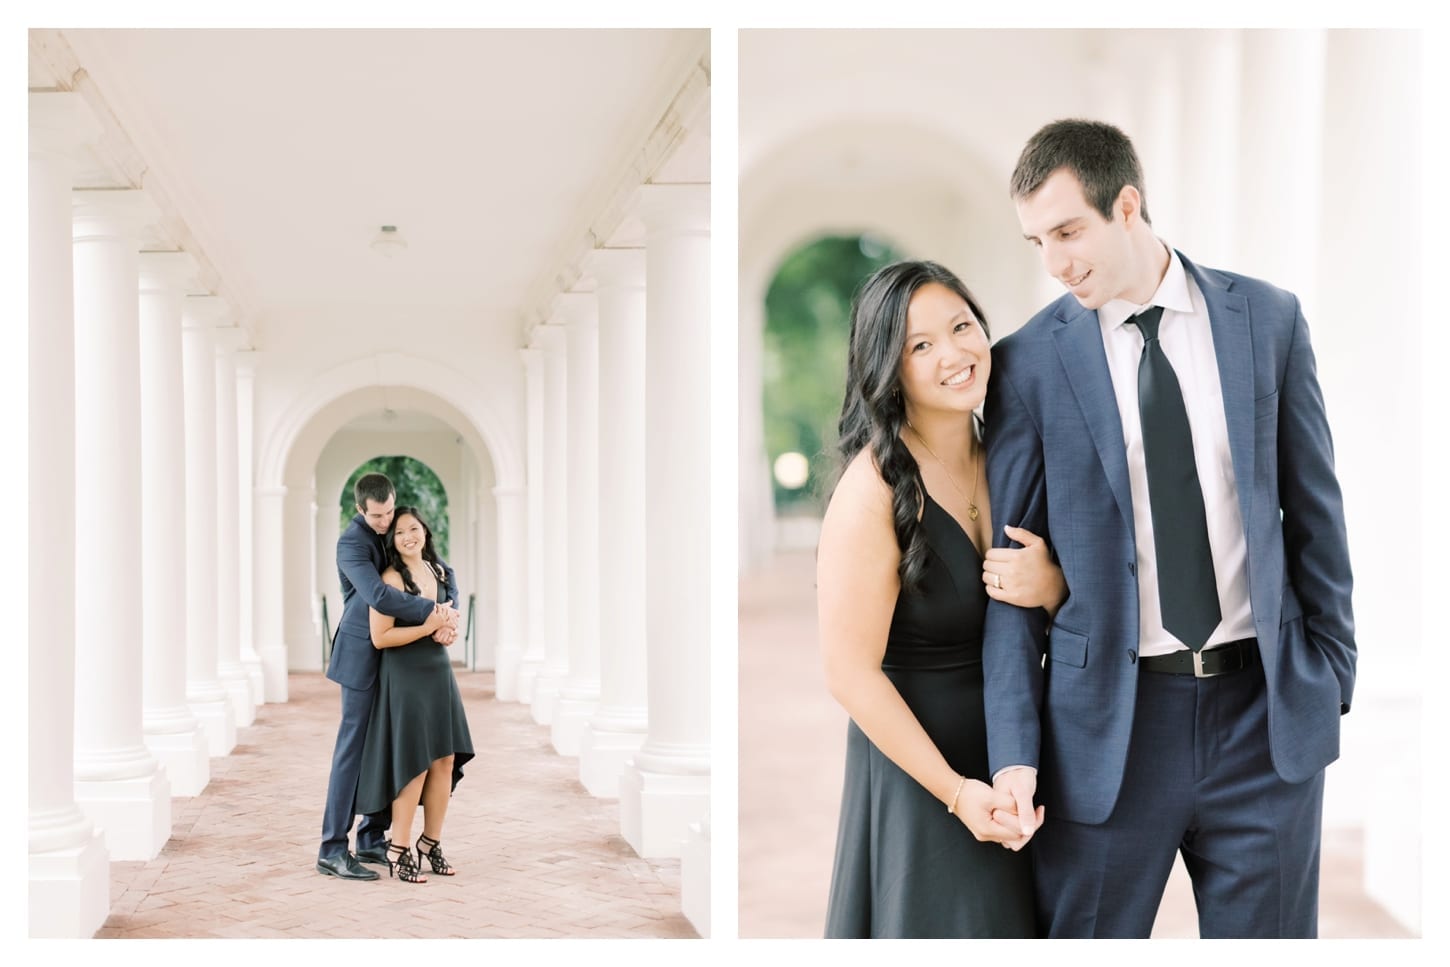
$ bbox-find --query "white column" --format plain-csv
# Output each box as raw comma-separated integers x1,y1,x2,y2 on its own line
620,184,712,857
138,251,210,797
253,486,290,701
530,323,571,725
514,345,547,703
579,248,650,797
492,486,527,696
28,91,109,939
284,484,322,673
234,353,266,704
1235,29,1327,305
682,813,711,938
182,297,237,755
1316,29,1421,936
213,336,254,727
71,188,172,860
553,292,602,754
1175,29,1242,262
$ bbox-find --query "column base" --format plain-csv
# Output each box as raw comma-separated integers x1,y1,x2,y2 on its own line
29,826,109,938
681,816,710,938
73,767,171,862
220,668,255,728
143,725,210,797
550,691,599,757
189,697,237,757
494,644,523,702
530,673,565,725
258,645,289,703
618,762,709,859
515,658,543,704
578,721,647,798
243,655,266,707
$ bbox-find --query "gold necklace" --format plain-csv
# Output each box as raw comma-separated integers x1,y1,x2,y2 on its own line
908,421,980,521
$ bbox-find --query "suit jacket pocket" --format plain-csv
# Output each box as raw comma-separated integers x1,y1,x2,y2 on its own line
1046,626,1088,668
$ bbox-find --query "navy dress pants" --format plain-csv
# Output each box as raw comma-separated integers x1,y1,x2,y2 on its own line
1032,660,1325,938
319,682,389,859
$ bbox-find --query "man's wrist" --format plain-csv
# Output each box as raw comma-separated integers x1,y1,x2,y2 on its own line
992,765,1036,784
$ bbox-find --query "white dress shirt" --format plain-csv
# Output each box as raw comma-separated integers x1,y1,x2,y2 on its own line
1096,245,1256,657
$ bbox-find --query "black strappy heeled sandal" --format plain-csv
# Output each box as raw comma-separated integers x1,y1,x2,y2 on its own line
415,832,456,876
386,842,427,883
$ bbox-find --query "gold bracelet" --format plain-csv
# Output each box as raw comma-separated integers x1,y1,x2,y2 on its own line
945,774,966,815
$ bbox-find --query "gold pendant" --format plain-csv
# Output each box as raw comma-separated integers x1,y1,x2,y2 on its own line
968,505,979,521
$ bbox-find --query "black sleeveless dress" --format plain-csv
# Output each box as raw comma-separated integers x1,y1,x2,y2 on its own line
823,492,1037,938
355,572,475,819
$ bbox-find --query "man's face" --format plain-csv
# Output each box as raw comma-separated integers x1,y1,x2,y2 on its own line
358,495,395,535
1015,168,1136,310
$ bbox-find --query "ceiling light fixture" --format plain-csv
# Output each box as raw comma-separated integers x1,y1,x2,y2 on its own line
370,224,408,257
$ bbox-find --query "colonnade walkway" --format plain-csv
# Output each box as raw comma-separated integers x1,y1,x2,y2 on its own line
96,672,695,939
739,549,1414,939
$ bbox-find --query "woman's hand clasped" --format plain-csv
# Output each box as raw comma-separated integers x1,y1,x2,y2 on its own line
982,525,1067,616
952,778,1040,851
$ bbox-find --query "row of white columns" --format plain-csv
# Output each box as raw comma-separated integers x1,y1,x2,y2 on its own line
498,186,712,877
29,92,268,937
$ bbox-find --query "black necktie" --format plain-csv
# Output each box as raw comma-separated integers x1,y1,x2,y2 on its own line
1128,306,1221,651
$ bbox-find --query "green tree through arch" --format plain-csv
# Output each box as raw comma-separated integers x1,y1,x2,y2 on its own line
340,456,450,560
763,233,905,513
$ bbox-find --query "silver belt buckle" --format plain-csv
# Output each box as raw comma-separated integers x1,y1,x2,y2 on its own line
1192,650,1207,678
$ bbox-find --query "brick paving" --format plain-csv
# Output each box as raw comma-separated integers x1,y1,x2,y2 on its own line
97,671,695,939
739,549,1416,939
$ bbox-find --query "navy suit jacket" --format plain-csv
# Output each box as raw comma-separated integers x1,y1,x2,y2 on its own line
326,514,456,691
981,252,1357,825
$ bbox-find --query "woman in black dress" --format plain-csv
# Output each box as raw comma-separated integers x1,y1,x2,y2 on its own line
820,261,1068,937
356,506,475,884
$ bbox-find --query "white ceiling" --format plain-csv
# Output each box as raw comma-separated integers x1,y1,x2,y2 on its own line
37,28,709,338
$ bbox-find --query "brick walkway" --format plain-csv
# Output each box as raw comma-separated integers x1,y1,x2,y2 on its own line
739,549,1415,939
97,672,695,939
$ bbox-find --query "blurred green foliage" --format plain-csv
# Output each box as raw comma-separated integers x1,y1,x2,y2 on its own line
340,456,450,561
763,234,904,511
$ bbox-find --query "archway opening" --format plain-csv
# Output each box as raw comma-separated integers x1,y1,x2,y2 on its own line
763,232,906,539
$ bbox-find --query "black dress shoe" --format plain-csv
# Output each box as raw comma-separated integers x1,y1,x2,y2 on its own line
316,852,380,880
355,844,390,866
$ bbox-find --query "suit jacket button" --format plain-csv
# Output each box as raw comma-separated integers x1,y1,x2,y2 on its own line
1129,562,1137,575
1128,649,1138,664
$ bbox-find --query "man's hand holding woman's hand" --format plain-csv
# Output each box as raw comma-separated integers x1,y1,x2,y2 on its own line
430,600,461,645
953,778,1041,851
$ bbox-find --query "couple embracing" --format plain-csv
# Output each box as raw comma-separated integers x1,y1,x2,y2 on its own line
820,120,1355,939
315,472,476,885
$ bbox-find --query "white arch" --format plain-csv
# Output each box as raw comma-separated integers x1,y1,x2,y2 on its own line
257,352,523,493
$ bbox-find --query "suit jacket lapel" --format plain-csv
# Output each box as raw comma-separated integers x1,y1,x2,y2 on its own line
1181,252,1255,535
1052,301,1136,534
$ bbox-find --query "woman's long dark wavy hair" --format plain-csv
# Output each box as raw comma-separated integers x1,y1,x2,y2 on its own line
384,505,447,595
835,260,991,594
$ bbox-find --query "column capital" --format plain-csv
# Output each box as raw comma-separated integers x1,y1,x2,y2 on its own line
636,183,710,236
527,321,569,354
233,349,262,377
550,291,598,330
138,250,203,294
584,248,645,292
72,188,161,242
213,326,253,353
29,91,102,161
182,294,235,330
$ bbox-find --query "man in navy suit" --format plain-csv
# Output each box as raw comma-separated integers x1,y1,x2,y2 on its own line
315,472,460,879
981,120,1355,937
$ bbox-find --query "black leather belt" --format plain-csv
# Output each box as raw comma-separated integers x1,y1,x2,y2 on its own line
1139,637,1258,678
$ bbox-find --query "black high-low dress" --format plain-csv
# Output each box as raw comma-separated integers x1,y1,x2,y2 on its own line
823,492,1037,938
356,572,475,820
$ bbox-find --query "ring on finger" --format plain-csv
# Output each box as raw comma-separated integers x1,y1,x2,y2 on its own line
994,573,1003,590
